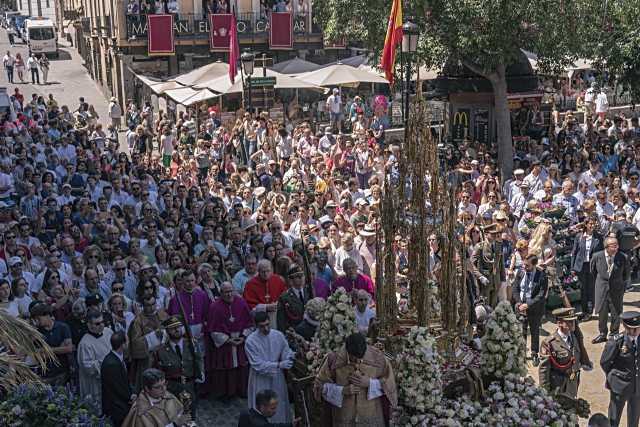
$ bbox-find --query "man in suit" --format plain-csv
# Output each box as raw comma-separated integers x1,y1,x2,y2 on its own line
539,307,583,399
155,315,204,418
591,237,631,344
471,223,505,308
600,311,640,427
571,216,603,319
512,254,548,366
238,388,293,426
276,264,308,332
101,331,134,427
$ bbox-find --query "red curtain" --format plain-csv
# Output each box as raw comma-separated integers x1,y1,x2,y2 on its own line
147,14,175,56
269,12,293,49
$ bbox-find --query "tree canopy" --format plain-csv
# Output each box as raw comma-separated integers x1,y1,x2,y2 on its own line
587,0,640,102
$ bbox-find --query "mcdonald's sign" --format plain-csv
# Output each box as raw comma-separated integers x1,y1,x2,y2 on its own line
452,109,469,142
453,111,469,127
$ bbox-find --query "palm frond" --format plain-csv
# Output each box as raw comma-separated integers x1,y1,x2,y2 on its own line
0,312,56,391
0,351,49,391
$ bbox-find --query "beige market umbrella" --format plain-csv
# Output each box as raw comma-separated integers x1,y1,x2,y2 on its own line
270,57,321,75
174,60,229,86
297,63,389,87
137,75,185,95
327,54,368,67
195,69,323,94
163,87,220,106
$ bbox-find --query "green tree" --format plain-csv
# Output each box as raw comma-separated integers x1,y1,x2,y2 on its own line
586,0,640,103
315,0,588,180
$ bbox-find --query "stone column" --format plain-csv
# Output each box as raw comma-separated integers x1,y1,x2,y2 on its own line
120,54,134,104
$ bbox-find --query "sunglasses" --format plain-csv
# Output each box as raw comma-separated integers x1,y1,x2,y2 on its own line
112,286,124,292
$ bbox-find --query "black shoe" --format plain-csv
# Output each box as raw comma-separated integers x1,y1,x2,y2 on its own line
532,354,540,367
592,334,608,344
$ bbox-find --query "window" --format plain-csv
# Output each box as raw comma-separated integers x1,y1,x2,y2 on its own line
29,27,55,40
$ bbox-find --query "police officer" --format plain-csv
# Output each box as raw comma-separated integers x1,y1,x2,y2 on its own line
539,307,582,398
155,315,204,418
600,311,640,427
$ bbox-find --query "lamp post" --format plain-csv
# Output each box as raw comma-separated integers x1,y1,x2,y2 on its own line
401,19,419,133
241,51,255,114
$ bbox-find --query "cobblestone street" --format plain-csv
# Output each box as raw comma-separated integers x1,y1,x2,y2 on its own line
197,397,246,426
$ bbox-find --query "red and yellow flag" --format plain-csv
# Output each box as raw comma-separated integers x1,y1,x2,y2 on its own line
380,0,403,84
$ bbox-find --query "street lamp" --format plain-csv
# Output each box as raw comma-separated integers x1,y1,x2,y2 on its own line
401,19,419,132
241,51,255,114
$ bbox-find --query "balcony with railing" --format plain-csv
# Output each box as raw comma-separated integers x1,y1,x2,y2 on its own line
124,11,320,41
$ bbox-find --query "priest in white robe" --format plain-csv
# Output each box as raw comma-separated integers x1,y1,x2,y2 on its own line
77,310,114,412
245,310,295,424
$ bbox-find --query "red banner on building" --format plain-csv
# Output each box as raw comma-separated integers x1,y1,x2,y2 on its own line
209,13,232,52
269,12,293,49
147,14,175,56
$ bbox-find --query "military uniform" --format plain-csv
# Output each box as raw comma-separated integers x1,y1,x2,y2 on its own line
471,223,505,308
276,264,308,332
155,316,204,418
600,311,640,427
539,308,582,398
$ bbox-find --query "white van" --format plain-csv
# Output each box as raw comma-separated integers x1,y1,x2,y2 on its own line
25,18,57,57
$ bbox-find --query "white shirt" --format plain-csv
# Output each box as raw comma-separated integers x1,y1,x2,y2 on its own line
596,92,609,113
523,173,543,193
585,235,592,262
0,172,14,198
160,134,174,156
26,56,38,69
3,54,14,67
326,94,342,114
520,270,533,301
355,306,376,334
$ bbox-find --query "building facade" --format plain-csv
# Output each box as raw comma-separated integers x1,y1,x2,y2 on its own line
69,0,339,106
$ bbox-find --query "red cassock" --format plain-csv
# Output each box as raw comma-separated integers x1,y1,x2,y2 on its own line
242,274,287,309
204,295,253,398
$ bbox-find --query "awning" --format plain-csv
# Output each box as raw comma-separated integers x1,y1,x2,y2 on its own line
137,75,184,95
358,63,439,81
174,60,229,86
194,69,323,94
327,54,368,67
270,57,322,75
163,87,219,106
297,63,389,87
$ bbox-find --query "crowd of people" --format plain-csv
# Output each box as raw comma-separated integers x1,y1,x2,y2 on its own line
0,87,395,426
2,76,640,427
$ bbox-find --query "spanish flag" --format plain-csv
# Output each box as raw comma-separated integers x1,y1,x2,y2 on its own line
380,0,403,84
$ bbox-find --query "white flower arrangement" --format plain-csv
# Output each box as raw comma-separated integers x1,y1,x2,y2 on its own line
396,327,443,415
480,300,527,379
398,375,578,426
305,288,357,374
